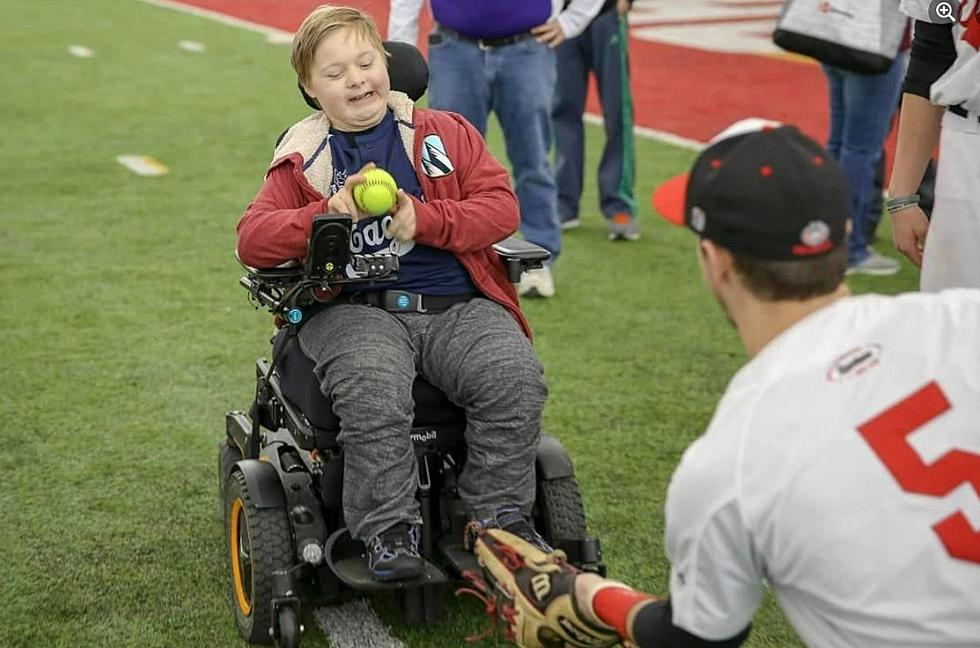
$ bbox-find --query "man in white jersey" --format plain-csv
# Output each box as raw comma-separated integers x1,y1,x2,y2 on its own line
462,120,980,648
889,0,980,289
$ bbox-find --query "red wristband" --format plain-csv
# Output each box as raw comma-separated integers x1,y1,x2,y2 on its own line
593,586,658,640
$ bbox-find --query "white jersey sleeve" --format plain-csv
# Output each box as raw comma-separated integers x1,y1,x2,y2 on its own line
555,0,606,40
664,392,765,641
900,0,933,21
388,0,425,45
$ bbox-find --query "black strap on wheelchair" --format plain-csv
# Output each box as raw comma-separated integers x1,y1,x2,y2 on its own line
247,277,312,459
341,290,474,314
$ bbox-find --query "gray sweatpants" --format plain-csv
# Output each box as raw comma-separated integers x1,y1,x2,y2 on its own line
297,298,547,542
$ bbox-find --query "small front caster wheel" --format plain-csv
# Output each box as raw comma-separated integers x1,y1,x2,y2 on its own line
274,605,301,648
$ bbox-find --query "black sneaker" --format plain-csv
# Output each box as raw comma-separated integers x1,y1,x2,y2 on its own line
366,522,423,582
474,506,553,553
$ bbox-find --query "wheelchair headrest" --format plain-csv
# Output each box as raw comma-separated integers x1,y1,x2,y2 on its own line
298,40,429,109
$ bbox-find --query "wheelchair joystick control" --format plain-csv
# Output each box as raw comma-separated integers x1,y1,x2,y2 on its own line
307,214,352,280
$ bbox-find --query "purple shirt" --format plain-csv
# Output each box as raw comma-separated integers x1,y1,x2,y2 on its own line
431,0,551,39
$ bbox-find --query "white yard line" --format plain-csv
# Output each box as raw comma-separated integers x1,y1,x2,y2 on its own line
583,114,704,151
315,600,407,648
177,39,207,52
136,0,293,41
116,155,170,176
68,45,95,58
135,0,706,148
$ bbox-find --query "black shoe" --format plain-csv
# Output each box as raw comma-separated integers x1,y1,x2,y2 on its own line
366,522,423,582
473,506,553,553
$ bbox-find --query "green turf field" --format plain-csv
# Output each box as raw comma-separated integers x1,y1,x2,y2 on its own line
0,1,920,646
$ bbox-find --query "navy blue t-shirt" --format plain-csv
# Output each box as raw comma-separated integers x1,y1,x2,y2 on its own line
326,110,474,295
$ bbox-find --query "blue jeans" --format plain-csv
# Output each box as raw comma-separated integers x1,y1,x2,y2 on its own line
428,29,561,261
553,9,635,222
823,53,907,264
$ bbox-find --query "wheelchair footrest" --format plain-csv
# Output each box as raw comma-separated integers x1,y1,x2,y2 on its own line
437,537,481,577
324,528,448,591
556,536,606,576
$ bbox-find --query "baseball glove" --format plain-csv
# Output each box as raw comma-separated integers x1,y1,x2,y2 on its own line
458,527,621,648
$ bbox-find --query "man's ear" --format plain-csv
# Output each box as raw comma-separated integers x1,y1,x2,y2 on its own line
699,239,733,285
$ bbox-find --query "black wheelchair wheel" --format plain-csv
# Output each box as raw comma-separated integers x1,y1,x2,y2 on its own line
223,470,293,645
274,604,301,648
535,476,587,544
218,438,242,504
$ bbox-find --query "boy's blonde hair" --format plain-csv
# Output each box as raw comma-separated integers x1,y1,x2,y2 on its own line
291,5,388,86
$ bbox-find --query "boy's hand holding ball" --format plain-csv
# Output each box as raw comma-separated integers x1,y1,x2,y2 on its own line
354,168,399,216
326,164,415,241
387,189,416,242
326,163,391,222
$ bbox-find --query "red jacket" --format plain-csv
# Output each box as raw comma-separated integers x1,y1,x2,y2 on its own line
237,95,531,337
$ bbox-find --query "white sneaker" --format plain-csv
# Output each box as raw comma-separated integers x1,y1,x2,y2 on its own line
846,250,900,276
560,218,581,231
608,213,639,241
518,266,555,298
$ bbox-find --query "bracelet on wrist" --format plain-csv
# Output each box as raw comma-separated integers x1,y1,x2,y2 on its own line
885,194,920,214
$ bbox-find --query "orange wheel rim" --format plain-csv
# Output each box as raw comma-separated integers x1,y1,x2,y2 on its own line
229,497,252,616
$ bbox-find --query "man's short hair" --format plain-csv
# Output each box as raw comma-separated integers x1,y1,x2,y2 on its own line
731,245,846,301
291,5,388,86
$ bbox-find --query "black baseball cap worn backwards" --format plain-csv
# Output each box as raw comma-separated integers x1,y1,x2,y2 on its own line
654,119,849,260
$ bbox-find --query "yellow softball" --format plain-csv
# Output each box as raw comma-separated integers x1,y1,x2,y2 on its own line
353,168,398,217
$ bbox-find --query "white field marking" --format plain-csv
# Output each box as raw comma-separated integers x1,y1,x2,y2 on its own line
136,0,293,42
68,45,94,58
135,0,705,147
177,39,207,52
315,599,406,648
629,0,782,55
583,114,704,151
116,155,170,177
266,32,294,45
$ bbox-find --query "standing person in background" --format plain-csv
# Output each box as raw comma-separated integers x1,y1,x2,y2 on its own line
889,0,980,290
388,0,606,298
821,17,910,276
553,0,638,241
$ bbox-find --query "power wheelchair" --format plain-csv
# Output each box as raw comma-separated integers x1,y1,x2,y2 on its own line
219,42,604,648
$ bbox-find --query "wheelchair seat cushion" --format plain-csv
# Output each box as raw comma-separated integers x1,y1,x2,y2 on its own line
274,329,466,432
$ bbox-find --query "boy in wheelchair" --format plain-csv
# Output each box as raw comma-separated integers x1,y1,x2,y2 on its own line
236,5,551,583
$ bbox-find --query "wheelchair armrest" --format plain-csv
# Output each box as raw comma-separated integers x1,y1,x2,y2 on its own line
235,250,305,282
492,237,551,283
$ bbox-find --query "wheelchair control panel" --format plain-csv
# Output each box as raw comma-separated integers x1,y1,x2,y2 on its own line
239,214,399,327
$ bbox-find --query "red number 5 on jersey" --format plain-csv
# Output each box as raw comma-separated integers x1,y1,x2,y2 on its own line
858,381,980,564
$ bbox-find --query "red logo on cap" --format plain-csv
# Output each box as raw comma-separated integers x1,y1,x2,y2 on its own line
793,220,833,256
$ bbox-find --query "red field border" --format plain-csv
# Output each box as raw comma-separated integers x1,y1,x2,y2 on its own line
151,0,838,148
